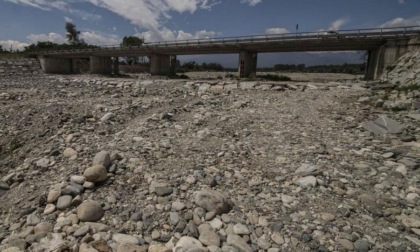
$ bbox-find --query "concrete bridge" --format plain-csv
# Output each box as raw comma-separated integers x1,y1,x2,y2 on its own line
38,26,420,80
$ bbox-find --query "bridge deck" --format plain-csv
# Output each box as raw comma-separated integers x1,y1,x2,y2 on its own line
39,26,420,58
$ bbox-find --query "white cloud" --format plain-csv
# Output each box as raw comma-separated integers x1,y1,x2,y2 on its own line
27,32,67,44
398,0,405,4
7,0,219,29
136,28,217,42
64,16,73,23
0,40,29,51
241,0,262,6
25,31,121,46
381,15,420,27
328,18,349,31
80,31,120,45
265,27,289,35
6,0,101,21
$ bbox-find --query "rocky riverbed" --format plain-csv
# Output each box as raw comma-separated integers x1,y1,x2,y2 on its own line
0,73,419,252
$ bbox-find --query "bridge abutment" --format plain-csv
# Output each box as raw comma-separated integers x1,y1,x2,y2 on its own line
90,56,112,74
238,51,257,78
365,37,417,80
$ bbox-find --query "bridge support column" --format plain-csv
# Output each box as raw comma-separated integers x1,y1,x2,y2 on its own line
90,56,112,74
112,57,119,75
150,54,176,76
39,58,73,74
238,51,257,78
365,48,382,80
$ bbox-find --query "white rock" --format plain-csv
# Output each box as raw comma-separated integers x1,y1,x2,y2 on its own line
295,176,317,188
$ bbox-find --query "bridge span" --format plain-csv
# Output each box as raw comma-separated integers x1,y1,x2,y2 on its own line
38,26,420,80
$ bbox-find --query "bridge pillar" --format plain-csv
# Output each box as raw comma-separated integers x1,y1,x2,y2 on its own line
150,54,177,76
238,51,257,78
112,57,119,75
39,58,73,74
90,56,112,74
365,48,382,80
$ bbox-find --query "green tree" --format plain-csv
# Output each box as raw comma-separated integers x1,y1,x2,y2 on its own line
120,36,144,65
120,36,144,47
65,22,81,45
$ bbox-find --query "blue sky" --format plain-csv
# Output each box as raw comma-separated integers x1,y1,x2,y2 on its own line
1,0,419,66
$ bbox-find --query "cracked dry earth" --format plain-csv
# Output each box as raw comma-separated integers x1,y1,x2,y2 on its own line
0,75,419,252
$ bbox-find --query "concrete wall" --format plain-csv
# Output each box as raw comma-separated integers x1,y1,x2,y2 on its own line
0,58,42,77
365,37,415,80
90,56,112,74
40,58,73,74
150,54,171,75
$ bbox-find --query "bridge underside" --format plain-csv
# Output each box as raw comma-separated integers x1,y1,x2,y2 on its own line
38,34,419,80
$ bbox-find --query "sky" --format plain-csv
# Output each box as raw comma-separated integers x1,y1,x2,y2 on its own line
1,0,419,67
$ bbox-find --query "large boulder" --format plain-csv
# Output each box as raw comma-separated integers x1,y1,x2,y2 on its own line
362,115,404,134
194,189,232,215
77,201,104,222
84,165,107,183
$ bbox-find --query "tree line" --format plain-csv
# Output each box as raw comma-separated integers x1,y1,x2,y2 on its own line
266,63,366,74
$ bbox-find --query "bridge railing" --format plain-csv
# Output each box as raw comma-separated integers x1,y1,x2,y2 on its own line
38,26,420,54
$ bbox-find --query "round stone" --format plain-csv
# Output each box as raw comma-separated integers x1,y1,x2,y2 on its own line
84,165,108,183
77,201,104,222
63,148,77,158
47,189,61,203
93,151,111,168
56,195,73,210
34,222,53,233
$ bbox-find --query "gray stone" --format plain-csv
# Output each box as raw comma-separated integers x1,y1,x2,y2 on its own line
8,239,27,251
34,222,53,233
73,225,90,237
0,181,10,190
295,163,317,174
84,165,108,183
36,158,49,168
63,148,77,158
362,115,404,134
199,229,220,247
195,189,232,215
155,187,173,196
112,233,139,245
92,151,111,168
174,236,205,252
227,234,252,252
26,213,41,226
100,112,114,122
77,201,104,222
408,114,420,121
233,223,250,235
47,189,61,203
294,176,317,188
359,194,382,217
239,81,257,90
354,239,370,252
56,195,73,210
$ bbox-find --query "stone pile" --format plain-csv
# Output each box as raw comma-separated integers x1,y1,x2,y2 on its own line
0,74,419,251
0,58,42,78
382,50,420,87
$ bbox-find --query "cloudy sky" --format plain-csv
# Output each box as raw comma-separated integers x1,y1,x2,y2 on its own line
1,0,419,66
